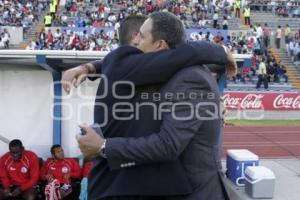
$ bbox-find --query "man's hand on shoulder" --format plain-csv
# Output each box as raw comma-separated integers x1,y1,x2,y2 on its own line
224,46,237,78
62,63,95,94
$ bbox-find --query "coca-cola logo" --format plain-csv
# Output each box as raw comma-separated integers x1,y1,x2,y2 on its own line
241,94,264,109
273,94,300,109
223,94,241,108
223,93,264,109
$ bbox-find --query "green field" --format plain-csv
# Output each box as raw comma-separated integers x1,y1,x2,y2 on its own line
227,120,300,126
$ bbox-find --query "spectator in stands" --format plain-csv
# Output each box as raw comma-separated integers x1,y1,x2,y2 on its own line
75,17,85,27
234,0,241,18
247,37,256,50
256,24,263,44
40,144,82,200
213,11,218,28
26,40,38,50
251,52,258,76
288,39,296,58
60,12,68,26
294,41,300,62
54,29,62,42
222,16,228,30
44,12,52,27
284,24,291,45
46,29,54,47
49,1,57,20
243,5,251,25
0,37,4,49
256,57,268,89
267,59,278,82
109,38,119,50
70,2,78,17
295,29,300,41
0,139,39,200
72,34,81,50
275,25,282,49
278,64,288,83
253,38,262,55
263,23,270,48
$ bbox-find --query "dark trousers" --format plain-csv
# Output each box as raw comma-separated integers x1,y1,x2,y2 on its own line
263,36,269,48
235,8,240,18
244,17,250,25
256,74,268,89
50,12,56,20
281,74,288,83
213,20,218,28
276,38,281,49
285,36,290,44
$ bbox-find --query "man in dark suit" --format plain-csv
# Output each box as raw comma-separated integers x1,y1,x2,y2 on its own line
65,14,235,200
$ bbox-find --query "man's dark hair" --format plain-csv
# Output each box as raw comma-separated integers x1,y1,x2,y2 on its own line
119,15,147,45
51,144,61,155
149,12,186,48
9,139,23,149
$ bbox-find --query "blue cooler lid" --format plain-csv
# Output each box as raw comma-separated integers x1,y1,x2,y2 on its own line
227,149,259,161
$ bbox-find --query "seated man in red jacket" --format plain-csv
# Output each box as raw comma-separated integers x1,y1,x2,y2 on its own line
40,144,81,199
0,139,39,200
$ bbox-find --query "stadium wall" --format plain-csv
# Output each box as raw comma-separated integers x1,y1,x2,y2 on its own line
0,66,53,157
0,65,99,158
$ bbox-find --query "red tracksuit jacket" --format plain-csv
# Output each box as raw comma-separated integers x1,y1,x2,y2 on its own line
40,158,82,184
0,150,39,191
82,161,92,178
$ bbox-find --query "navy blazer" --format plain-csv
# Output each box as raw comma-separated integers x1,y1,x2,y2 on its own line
87,42,228,199
106,66,228,200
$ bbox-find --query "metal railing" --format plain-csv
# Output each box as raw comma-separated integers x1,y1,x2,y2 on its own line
0,50,251,62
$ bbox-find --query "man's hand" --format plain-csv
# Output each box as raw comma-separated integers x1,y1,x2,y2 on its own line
11,186,21,197
62,63,95,94
4,188,10,196
224,47,238,78
46,174,54,183
77,124,105,160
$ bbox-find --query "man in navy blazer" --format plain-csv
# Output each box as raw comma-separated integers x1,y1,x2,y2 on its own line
65,14,235,200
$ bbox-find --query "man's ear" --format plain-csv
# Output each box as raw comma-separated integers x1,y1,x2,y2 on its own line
156,40,169,50
131,32,140,47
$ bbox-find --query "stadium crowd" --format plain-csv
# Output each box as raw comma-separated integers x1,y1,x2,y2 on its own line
0,139,91,200
287,31,300,64
249,0,300,18
27,28,119,51
0,0,295,87
0,0,50,28
49,0,233,29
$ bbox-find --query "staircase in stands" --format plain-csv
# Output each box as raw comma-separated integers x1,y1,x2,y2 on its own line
270,48,300,90
21,9,49,49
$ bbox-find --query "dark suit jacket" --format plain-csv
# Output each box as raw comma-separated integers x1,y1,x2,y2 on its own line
87,42,228,199
106,66,228,200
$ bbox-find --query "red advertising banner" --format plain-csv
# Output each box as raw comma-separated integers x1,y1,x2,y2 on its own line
223,92,300,111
